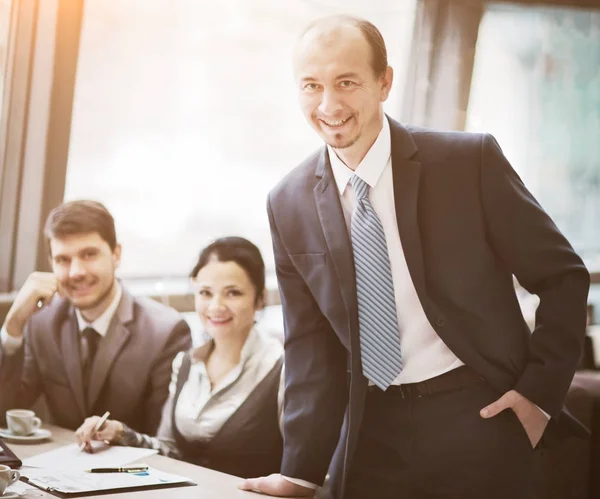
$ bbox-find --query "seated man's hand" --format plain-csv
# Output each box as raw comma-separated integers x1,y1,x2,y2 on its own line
5,272,61,338
239,474,315,497
94,419,123,443
74,416,122,452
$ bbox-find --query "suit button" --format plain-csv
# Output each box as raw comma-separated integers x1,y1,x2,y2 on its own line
435,317,445,327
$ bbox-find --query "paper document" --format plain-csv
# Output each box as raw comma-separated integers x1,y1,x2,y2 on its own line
23,442,158,471
22,466,193,496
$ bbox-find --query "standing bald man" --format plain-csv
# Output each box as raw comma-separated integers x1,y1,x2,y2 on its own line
241,15,589,499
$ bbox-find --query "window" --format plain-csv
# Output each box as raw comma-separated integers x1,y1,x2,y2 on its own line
0,0,12,117
65,0,417,278
467,3,600,272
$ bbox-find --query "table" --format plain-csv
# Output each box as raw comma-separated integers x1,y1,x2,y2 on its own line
8,425,261,498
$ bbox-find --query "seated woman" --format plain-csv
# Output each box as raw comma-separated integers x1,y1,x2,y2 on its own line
75,237,284,478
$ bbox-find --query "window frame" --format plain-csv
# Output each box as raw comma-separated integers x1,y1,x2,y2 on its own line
0,0,598,295
0,0,84,292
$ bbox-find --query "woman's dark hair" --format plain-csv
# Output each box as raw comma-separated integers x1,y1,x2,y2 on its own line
190,237,265,305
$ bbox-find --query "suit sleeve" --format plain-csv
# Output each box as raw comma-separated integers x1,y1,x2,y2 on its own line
116,352,184,458
141,319,192,435
0,322,44,425
268,196,347,486
480,134,590,418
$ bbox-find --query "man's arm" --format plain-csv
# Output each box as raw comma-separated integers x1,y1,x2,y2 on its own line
0,322,44,425
0,272,60,424
268,197,348,485
480,133,590,418
0,326,26,423
141,320,192,435
242,198,348,497
1,327,25,356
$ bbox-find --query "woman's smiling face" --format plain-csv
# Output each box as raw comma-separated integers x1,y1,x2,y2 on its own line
192,257,260,340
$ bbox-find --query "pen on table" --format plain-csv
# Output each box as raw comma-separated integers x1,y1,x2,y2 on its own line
79,410,111,451
85,466,149,473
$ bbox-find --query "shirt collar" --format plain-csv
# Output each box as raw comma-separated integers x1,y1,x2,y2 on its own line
75,281,122,337
328,116,391,196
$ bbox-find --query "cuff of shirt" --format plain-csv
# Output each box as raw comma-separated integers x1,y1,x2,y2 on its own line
535,404,551,420
281,475,319,490
0,325,24,356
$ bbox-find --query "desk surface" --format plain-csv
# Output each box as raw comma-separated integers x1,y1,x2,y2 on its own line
8,425,261,498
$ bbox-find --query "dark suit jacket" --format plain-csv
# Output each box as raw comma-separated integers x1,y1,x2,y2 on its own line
0,287,192,435
267,117,590,498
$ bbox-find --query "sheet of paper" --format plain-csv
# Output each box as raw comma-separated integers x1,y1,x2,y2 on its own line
22,442,158,471
22,466,191,495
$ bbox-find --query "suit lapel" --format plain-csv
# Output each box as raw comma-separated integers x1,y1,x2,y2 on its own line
60,311,87,418
338,118,427,497
389,118,427,300
313,147,358,337
312,119,428,331
86,291,133,411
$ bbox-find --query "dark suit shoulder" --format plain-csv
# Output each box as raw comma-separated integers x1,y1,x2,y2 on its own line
405,124,485,150
400,124,489,175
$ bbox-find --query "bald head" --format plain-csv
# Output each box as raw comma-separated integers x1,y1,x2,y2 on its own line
295,15,388,78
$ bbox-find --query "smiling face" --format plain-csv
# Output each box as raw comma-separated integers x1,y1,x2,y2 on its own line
294,23,393,166
192,258,262,342
49,232,121,319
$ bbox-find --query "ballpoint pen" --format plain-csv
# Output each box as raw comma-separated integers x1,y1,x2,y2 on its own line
85,466,149,473
79,410,110,451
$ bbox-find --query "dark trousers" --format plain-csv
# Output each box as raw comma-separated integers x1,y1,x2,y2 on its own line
345,379,538,499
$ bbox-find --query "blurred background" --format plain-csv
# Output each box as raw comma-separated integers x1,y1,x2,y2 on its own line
0,0,599,341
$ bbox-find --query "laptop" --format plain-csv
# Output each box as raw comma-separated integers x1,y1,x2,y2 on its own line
0,438,22,468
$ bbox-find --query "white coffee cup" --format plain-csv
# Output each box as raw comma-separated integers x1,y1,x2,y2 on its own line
6,409,41,436
0,465,20,496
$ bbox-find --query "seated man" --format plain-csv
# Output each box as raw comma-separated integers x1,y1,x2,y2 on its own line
0,200,192,434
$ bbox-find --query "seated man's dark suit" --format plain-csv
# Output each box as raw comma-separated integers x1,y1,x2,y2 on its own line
0,287,192,434
268,117,590,498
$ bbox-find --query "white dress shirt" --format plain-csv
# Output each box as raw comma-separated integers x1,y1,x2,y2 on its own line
117,327,284,458
1,282,123,355
164,327,284,442
329,117,464,384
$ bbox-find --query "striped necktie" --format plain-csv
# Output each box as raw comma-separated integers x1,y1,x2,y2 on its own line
350,174,403,390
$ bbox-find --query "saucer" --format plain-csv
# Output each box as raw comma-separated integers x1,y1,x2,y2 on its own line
0,428,52,443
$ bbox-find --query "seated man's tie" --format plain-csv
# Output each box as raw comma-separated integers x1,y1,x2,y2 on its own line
350,174,403,390
82,327,101,389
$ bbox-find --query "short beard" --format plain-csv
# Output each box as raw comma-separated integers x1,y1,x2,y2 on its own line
328,132,360,150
